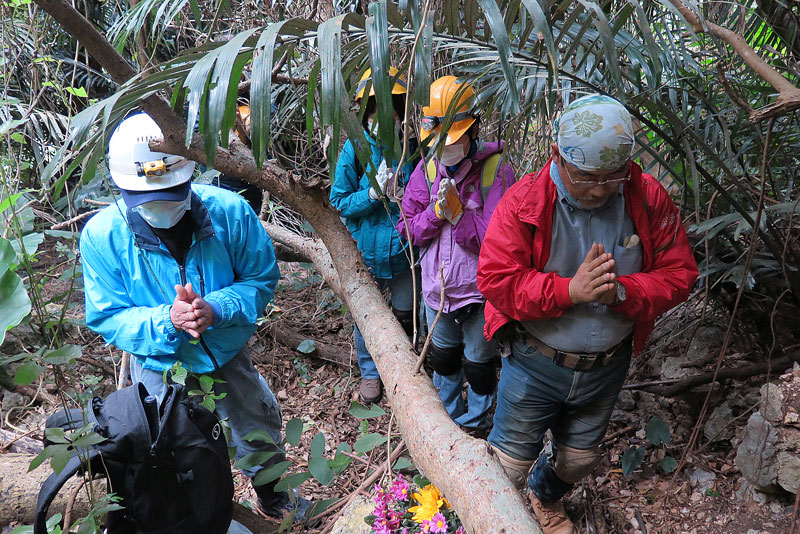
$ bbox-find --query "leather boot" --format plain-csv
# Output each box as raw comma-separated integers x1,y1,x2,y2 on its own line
529,492,574,534
359,378,382,403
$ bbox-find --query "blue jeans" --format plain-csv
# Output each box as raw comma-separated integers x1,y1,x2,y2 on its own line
488,337,631,501
355,267,417,379
425,302,496,429
131,349,284,479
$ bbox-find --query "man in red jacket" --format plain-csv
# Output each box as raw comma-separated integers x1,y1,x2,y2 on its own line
477,94,698,534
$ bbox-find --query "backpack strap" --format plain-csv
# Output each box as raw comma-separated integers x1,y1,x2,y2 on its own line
35,449,101,534
426,152,504,203
480,152,503,203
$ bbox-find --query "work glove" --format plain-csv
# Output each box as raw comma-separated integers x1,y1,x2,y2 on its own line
434,178,463,225
368,160,393,199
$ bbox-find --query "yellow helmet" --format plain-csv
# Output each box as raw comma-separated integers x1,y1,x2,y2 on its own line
355,66,408,101
419,76,476,146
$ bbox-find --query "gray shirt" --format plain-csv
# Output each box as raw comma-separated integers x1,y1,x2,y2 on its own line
521,162,642,352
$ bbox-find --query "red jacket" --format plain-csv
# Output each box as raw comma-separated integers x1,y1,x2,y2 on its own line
477,160,698,355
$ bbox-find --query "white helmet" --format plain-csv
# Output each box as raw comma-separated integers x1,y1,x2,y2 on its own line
108,113,195,191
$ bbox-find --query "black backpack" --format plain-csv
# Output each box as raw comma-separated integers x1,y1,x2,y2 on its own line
35,382,234,534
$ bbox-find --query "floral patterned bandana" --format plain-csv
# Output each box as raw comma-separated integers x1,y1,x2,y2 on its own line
555,94,634,171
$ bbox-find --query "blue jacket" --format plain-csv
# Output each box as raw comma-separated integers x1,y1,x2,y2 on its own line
330,133,418,279
80,184,280,374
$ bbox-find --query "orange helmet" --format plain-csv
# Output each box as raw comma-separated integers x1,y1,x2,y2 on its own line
419,76,476,146
355,67,408,101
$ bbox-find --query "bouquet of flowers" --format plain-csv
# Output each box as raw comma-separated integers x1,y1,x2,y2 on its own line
365,474,464,534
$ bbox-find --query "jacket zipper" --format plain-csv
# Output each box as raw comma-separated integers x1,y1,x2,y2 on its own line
179,263,220,372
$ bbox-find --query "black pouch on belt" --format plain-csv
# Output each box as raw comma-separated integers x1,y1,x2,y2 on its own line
452,303,483,326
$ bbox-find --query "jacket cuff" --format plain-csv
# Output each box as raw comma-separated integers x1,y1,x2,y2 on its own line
554,276,574,309
206,298,223,326
163,305,179,341
205,294,228,326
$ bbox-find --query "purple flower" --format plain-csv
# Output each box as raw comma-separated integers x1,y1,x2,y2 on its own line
455,526,465,534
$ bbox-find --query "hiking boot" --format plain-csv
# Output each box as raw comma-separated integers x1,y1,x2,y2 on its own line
256,487,315,524
359,378,382,404
529,492,574,534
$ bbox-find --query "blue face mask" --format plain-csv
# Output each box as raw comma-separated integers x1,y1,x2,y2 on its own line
134,193,191,228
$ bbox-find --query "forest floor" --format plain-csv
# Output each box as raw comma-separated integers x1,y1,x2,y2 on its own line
1,236,797,534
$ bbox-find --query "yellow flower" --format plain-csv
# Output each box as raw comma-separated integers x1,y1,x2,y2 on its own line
408,484,445,523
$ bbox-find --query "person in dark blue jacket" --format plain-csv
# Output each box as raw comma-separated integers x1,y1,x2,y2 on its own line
81,113,312,525
329,67,419,403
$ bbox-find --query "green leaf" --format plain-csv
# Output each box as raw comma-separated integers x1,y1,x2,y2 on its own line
65,86,88,98
45,427,69,444
620,446,644,475
353,432,387,453
199,374,214,394
43,345,82,365
252,460,291,486
659,455,678,474
29,445,59,472
170,364,188,385
243,429,277,445
274,471,312,492
329,443,353,473
284,417,304,446
310,432,326,458
477,0,520,114
392,456,413,471
200,397,215,412
348,401,386,419
14,362,43,386
71,432,106,448
51,447,74,474
296,339,316,354
645,416,671,446
235,451,278,470
0,238,31,345
309,456,334,485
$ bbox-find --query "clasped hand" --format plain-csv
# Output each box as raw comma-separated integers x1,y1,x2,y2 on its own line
435,178,463,225
568,243,619,305
170,283,214,338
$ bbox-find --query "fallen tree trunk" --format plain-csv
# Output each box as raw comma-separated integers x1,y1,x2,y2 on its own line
625,351,800,396
30,1,541,531
0,453,279,533
0,453,101,527
264,324,352,368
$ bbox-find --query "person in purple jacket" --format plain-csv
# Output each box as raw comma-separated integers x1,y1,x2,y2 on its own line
397,76,516,437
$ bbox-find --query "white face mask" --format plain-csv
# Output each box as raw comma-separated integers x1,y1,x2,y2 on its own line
439,138,470,166
134,193,191,229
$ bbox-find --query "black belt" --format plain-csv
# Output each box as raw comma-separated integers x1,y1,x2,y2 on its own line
521,331,632,371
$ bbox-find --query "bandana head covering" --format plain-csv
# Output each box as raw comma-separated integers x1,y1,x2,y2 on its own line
554,94,634,171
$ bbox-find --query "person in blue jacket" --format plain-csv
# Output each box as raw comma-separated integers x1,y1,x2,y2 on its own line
330,67,420,403
80,113,312,525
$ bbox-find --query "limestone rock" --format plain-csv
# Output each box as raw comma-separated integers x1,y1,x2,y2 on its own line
735,412,779,489
331,495,374,534
704,401,735,442
759,383,784,423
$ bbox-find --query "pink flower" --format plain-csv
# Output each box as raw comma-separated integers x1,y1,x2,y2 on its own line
427,512,449,533
455,526,465,534
391,474,411,501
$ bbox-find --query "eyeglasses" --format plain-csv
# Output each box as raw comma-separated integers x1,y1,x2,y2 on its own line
562,159,631,188
420,111,474,131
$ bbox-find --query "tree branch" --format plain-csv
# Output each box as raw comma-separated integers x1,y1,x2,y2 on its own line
669,0,800,122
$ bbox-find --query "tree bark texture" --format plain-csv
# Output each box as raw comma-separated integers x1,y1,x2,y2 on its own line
31,1,541,531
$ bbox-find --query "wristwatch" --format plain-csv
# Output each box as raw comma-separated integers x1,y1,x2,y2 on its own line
615,282,627,304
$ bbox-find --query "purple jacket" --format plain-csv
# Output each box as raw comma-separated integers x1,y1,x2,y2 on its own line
397,140,516,312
